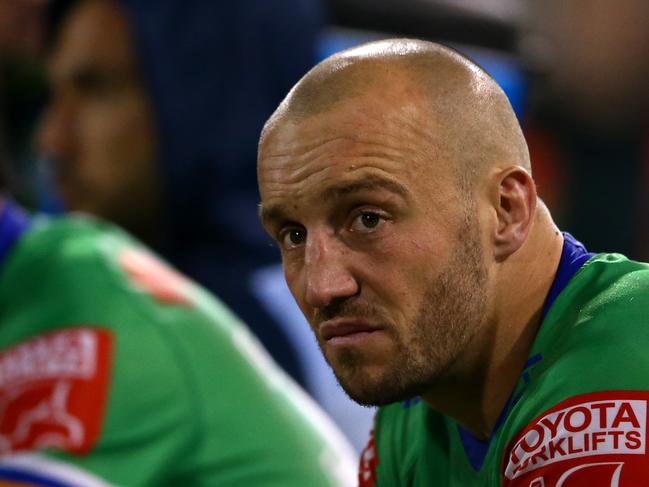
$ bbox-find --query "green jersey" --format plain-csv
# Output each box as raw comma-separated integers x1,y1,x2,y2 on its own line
0,205,356,486
360,234,649,486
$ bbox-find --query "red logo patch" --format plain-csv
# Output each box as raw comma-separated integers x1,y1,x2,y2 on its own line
359,430,379,487
119,248,192,306
502,391,649,486
0,328,112,455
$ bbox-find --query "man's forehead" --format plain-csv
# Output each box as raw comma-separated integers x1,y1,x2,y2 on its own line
260,126,429,194
258,90,451,201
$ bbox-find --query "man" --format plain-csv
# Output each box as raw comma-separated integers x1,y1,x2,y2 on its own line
0,190,357,485
37,0,323,388
257,38,649,486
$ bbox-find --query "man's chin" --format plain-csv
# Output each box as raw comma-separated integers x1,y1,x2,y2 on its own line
332,366,427,407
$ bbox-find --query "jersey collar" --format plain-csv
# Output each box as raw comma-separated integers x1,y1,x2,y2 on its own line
0,197,31,272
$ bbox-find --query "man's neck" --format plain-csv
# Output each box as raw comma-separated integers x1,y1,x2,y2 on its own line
422,216,564,439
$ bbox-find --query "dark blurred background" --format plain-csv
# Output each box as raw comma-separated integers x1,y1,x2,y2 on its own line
4,0,648,259
2,0,648,451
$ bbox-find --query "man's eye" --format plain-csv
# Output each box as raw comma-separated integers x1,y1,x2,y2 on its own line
74,71,117,97
350,211,386,232
279,227,307,249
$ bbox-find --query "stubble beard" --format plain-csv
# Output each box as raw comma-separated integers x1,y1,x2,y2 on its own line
325,216,488,407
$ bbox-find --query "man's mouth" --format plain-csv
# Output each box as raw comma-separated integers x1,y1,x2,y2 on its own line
319,319,384,345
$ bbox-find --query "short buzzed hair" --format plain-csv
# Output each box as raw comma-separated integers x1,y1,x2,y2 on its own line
261,39,530,194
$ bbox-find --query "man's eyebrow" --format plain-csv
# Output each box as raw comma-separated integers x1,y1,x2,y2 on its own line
321,176,409,201
258,203,292,227
259,176,409,226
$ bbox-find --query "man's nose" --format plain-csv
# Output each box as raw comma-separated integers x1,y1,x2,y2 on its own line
37,97,76,163
303,230,359,309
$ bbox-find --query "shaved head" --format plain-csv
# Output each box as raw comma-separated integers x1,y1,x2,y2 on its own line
260,39,530,193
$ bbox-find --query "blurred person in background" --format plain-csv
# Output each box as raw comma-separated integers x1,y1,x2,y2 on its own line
37,0,375,452
521,0,649,260
0,153,357,484
38,0,321,391
0,0,46,57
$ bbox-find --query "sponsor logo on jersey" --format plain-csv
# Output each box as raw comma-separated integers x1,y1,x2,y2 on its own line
0,328,112,455
119,247,192,306
359,430,379,487
502,391,649,486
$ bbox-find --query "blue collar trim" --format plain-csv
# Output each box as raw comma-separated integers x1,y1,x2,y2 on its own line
541,232,595,320
457,232,593,471
0,198,31,271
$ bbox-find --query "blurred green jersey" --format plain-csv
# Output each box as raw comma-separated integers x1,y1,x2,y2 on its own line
0,212,356,486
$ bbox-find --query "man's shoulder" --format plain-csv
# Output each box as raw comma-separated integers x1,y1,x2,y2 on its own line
19,213,129,252
559,252,649,316
3,214,135,294
538,252,649,356
515,253,649,422
1,215,129,326
576,252,649,310
3,214,235,326
495,254,649,486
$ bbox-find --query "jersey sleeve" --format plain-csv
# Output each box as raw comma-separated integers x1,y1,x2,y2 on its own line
500,265,649,487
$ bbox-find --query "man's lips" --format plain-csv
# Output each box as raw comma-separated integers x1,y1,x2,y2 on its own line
319,319,383,341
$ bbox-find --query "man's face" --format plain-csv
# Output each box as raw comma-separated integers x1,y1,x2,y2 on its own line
39,0,160,236
258,95,489,406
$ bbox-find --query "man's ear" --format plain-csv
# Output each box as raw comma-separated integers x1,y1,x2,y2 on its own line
492,166,537,262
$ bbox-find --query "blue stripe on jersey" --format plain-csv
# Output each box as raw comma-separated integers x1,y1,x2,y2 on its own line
541,232,596,320
0,468,75,487
457,232,594,471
